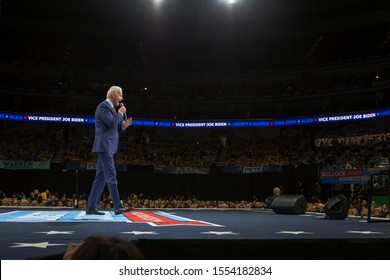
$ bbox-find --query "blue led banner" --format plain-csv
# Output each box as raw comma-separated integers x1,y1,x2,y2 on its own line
223,165,282,174
320,169,371,184
65,162,127,172
154,166,210,174
1,108,389,128
0,112,95,124
0,160,50,170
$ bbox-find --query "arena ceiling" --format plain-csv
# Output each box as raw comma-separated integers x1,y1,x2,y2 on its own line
2,0,387,34
1,0,390,71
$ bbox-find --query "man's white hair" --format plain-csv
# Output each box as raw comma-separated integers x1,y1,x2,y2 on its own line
107,86,122,98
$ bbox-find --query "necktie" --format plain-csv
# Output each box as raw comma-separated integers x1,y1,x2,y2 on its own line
113,106,116,113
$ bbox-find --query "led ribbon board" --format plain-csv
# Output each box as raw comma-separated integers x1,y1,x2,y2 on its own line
1,108,389,128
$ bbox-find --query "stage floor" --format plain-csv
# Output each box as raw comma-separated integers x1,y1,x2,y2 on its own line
0,207,389,260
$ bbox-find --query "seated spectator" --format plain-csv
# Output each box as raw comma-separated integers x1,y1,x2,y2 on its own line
273,187,282,196
40,189,50,201
266,186,282,208
30,189,43,203
63,236,144,260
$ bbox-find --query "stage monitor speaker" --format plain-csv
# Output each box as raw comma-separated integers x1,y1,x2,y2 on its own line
324,195,349,219
271,195,307,215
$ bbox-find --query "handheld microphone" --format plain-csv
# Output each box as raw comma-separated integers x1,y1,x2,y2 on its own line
119,103,127,119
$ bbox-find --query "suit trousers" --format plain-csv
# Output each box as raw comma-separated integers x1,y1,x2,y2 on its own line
87,152,121,209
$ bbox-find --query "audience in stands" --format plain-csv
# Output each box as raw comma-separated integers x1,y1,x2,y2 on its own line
1,189,389,218
0,110,388,220
2,124,387,170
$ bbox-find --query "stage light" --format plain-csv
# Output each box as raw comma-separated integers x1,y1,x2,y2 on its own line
152,0,164,9
219,0,238,4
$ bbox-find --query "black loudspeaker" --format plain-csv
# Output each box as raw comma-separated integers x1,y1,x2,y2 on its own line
324,195,350,219
271,195,307,215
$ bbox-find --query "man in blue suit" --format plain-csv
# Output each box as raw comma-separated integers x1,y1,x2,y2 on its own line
86,86,133,215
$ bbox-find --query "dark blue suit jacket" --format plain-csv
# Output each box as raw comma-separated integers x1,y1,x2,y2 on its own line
92,100,124,155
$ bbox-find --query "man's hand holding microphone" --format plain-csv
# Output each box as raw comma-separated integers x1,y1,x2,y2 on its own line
118,103,132,129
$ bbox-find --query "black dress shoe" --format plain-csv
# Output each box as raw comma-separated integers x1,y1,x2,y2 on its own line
86,208,105,215
114,207,133,215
